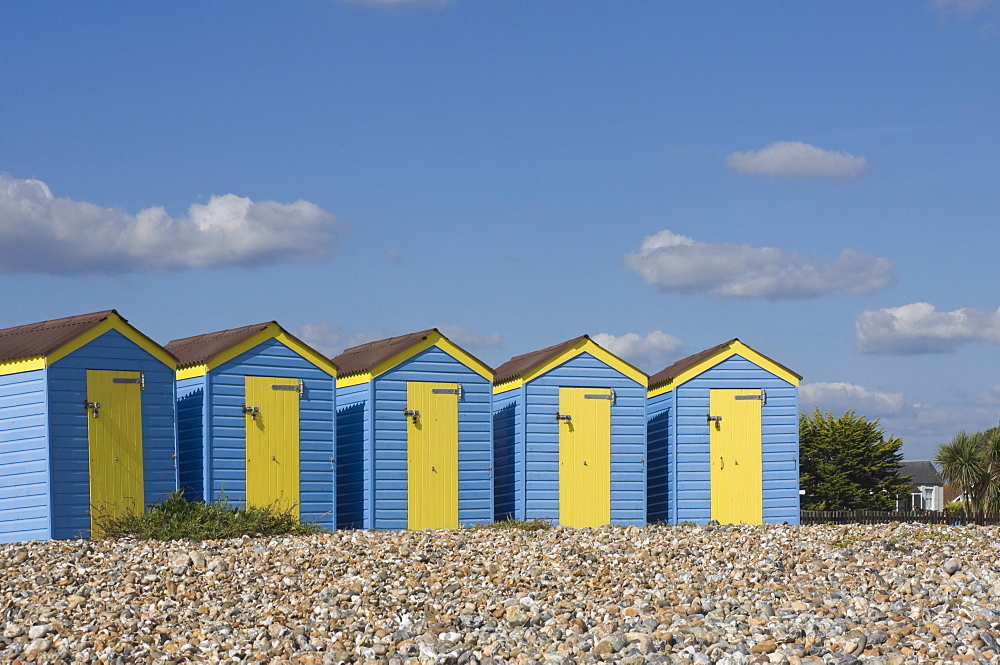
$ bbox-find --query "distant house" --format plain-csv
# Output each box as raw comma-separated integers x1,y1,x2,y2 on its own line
896,460,944,511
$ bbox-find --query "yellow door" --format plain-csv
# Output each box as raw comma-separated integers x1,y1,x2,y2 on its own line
407,382,459,529
87,370,144,535
709,388,763,524
245,377,300,517
558,387,612,527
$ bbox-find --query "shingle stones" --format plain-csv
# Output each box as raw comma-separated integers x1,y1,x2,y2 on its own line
0,523,999,663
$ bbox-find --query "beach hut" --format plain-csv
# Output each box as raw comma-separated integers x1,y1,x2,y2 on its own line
166,322,337,529
492,336,648,528
0,310,178,543
646,339,801,525
332,329,494,530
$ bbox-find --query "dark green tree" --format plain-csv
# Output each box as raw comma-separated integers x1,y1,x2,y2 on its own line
799,409,911,510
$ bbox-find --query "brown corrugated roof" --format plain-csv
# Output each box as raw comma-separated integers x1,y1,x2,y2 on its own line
493,335,590,385
332,329,439,377
0,310,119,364
648,338,802,389
165,322,275,367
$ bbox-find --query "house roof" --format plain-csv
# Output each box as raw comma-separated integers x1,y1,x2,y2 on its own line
332,329,441,378
493,335,589,386
166,322,274,367
648,338,802,391
898,460,942,486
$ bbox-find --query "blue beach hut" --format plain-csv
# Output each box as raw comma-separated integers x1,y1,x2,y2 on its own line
0,310,178,543
646,339,801,525
332,329,494,530
492,335,648,527
166,322,337,530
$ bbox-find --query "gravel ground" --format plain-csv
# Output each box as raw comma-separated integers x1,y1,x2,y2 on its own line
1,522,998,664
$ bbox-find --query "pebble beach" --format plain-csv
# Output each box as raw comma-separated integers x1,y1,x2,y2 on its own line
2,522,999,664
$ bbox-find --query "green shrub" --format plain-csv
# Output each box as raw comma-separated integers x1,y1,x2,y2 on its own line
92,490,325,541
475,517,553,531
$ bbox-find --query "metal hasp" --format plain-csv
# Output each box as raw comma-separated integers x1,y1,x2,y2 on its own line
556,413,572,422
707,414,723,423
584,388,616,404
113,373,145,390
84,401,101,418
432,385,463,399
734,389,766,405
403,408,420,424
242,404,260,420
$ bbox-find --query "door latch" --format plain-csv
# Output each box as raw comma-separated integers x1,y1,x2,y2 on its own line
242,404,260,420
707,415,722,423
404,408,419,424
84,401,101,418
556,413,572,422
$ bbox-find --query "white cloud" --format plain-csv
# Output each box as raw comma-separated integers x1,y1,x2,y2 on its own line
725,141,870,181
974,386,1000,406
800,382,906,417
625,230,894,299
855,302,1000,354
438,325,502,350
296,323,386,358
592,330,684,373
0,174,338,274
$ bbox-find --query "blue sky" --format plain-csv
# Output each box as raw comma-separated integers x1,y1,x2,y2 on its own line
1,1,998,459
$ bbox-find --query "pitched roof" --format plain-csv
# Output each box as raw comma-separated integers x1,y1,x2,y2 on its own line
165,322,275,367
898,460,942,486
493,335,589,385
0,310,119,363
332,329,439,378
648,338,802,389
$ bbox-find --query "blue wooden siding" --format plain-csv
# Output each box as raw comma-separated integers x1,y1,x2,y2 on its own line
492,389,520,522
176,375,206,500
668,354,799,525
0,369,51,543
47,329,178,540
645,395,670,523
516,353,647,526
200,338,336,530
335,381,370,529
367,346,493,530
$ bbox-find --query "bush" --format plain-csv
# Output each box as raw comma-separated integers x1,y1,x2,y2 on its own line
92,490,325,541
475,517,553,531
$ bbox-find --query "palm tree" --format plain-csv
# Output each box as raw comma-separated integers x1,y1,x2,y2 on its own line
935,431,986,520
978,428,1000,514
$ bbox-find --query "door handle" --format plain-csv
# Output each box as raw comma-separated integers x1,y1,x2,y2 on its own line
720,456,724,470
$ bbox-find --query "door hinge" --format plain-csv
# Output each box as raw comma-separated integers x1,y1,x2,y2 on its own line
734,389,766,404
432,385,463,399
272,379,304,395
113,373,145,390
584,388,616,404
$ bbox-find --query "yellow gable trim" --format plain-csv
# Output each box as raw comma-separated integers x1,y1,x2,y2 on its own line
494,338,648,391
0,356,47,377
647,340,800,398
47,313,177,370
176,323,337,380
336,331,493,388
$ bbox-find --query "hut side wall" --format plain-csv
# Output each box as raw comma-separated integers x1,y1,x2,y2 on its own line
204,338,336,529
672,354,799,525
335,381,370,529
520,353,647,526
176,375,206,501
371,346,493,530
47,329,178,539
492,388,521,522
645,391,671,524
0,369,51,543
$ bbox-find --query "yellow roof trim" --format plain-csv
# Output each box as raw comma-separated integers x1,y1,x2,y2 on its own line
47,312,177,370
647,340,800,398
336,331,493,388
0,356,47,377
175,323,337,380
494,338,648,391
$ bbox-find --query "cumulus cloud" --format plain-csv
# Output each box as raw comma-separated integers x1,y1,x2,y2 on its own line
0,174,338,275
725,141,870,181
592,330,684,373
855,302,1000,354
438,325,503,350
625,230,894,299
800,382,906,417
296,322,387,358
